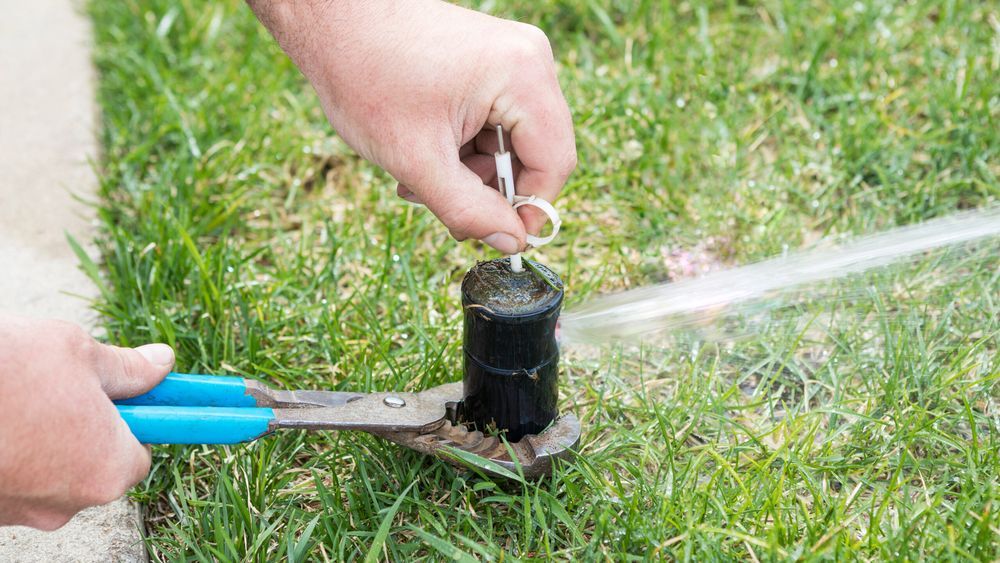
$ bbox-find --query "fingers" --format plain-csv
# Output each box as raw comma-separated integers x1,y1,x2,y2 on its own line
114,415,153,490
469,127,555,236
0,318,159,529
506,112,576,234
461,152,501,189
494,60,577,234
403,141,555,246
474,127,511,156
74,404,153,511
408,154,526,253
93,342,175,400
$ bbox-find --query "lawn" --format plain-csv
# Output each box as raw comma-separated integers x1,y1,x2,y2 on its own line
87,0,998,560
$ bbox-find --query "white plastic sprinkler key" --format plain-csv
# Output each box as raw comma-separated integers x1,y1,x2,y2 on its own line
493,124,561,273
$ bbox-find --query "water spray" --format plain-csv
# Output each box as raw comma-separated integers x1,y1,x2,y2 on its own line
560,206,1000,343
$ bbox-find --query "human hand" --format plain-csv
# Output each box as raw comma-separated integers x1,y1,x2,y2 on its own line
0,316,174,530
249,0,577,254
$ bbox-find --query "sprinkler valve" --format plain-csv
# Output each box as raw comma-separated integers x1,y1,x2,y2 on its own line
460,257,564,441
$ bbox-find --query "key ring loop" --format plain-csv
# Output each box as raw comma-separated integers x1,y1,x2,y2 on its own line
513,195,561,247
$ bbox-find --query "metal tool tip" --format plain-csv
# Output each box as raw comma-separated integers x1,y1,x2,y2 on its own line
496,124,505,154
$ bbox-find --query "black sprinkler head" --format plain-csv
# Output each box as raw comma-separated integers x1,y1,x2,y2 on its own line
459,257,563,442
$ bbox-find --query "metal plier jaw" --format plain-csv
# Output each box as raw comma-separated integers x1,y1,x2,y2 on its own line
116,374,580,480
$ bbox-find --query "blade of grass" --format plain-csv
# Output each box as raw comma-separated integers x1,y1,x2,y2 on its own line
363,480,416,563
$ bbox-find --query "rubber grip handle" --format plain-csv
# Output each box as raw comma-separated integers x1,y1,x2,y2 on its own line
115,372,258,407
117,405,275,444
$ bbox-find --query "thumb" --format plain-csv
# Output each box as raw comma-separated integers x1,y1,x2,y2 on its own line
411,156,527,253
93,343,175,400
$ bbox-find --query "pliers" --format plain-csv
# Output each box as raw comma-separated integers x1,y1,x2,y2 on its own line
114,373,580,479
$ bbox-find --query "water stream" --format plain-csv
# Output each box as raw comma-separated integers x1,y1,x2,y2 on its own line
559,207,1000,344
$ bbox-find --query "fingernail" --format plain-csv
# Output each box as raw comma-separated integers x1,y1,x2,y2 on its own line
483,232,520,254
136,343,175,367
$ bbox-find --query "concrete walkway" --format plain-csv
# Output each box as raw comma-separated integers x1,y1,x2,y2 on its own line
0,0,146,560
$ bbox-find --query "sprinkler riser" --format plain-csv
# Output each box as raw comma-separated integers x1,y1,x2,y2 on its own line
460,258,563,442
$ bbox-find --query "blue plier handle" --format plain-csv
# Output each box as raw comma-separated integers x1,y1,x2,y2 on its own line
114,372,456,445
115,373,277,444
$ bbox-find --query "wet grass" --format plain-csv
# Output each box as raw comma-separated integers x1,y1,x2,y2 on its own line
87,0,998,560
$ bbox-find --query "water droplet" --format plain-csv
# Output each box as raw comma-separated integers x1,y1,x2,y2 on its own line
392,254,400,262
675,97,686,109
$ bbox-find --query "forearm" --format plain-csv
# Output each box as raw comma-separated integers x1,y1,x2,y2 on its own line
245,1,399,92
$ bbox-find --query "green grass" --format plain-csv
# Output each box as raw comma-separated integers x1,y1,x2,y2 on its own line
87,0,998,560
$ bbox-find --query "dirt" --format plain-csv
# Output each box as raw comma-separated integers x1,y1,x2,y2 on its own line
461,258,563,316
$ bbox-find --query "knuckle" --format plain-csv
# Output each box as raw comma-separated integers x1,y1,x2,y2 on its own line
507,24,552,63
518,23,552,51
62,323,98,361
558,148,579,176
59,321,87,344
